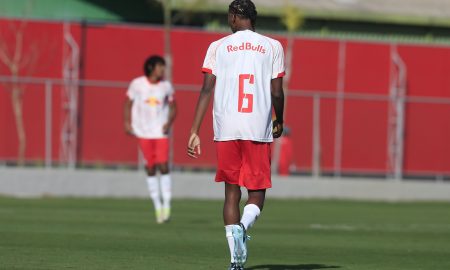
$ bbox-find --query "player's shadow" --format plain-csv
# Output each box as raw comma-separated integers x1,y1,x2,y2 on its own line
246,264,341,270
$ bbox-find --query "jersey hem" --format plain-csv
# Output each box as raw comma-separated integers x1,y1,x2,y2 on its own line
214,137,273,143
135,135,169,140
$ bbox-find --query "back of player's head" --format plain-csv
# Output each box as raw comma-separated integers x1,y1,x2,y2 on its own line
143,55,166,76
229,0,257,27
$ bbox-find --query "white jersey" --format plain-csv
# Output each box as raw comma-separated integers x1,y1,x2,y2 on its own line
202,30,285,142
126,76,174,139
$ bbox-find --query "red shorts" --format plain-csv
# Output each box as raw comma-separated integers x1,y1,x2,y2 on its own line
215,140,272,190
138,138,169,167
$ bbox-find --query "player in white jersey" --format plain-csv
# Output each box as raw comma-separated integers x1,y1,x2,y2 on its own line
187,1,285,269
124,55,177,224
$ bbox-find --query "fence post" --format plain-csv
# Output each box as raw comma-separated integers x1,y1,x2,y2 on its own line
45,80,53,169
389,44,407,181
312,95,321,178
334,41,347,177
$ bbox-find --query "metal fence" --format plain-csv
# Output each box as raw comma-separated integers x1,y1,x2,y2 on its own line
1,75,450,180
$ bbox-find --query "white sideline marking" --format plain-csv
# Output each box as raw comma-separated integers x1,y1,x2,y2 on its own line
308,223,450,232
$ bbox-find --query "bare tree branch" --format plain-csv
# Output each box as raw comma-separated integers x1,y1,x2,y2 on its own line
11,25,25,75
0,19,40,165
19,41,35,70
0,32,13,67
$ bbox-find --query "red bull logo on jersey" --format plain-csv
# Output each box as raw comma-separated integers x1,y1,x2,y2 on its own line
145,97,161,107
227,42,266,54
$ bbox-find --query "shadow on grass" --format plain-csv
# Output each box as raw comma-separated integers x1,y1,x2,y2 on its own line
246,264,341,270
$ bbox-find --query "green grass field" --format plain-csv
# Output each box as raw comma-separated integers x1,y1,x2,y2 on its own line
1,197,450,270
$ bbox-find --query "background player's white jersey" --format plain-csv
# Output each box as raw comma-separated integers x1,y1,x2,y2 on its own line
127,76,174,139
202,30,285,142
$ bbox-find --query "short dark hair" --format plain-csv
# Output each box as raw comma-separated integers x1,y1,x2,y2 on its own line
229,0,257,26
143,55,165,76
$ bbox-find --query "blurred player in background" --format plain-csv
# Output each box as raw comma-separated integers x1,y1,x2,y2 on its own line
278,126,294,176
187,0,285,269
124,55,177,224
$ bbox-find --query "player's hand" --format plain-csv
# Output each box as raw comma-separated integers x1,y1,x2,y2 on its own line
272,120,284,139
124,123,134,136
187,133,201,158
163,123,171,134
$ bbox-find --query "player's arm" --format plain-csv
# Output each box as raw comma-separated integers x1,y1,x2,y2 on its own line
271,77,284,138
124,99,134,135
163,100,177,134
187,73,216,158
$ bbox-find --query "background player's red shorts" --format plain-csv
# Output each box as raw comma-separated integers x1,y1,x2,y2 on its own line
138,138,169,167
215,140,272,190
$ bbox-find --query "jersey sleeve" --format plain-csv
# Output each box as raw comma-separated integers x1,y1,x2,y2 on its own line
202,41,218,75
272,41,286,79
126,80,137,100
167,82,175,103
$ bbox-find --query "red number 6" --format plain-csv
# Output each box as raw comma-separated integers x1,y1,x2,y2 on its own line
238,74,254,113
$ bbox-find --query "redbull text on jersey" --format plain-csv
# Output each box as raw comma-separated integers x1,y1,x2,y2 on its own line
227,42,266,54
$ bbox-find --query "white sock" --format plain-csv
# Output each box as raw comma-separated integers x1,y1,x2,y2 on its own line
240,204,261,230
225,225,236,263
146,176,162,211
160,174,172,210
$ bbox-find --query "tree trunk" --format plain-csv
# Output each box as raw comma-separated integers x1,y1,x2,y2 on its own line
163,0,172,81
11,86,26,165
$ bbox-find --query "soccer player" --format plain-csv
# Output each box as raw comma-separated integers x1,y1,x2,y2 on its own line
187,1,285,269
124,55,177,224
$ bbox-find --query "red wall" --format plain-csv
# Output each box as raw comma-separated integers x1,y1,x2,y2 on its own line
1,19,450,176
399,45,450,175
0,19,63,161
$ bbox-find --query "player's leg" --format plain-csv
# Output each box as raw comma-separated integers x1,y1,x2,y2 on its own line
240,141,271,231
224,183,247,269
224,183,241,266
146,165,164,223
241,189,265,230
155,138,171,222
215,141,242,267
139,139,164,223
216,141,242,226
158,162,171,222
230,189,264,268
224,183,242,224
233,141,271,266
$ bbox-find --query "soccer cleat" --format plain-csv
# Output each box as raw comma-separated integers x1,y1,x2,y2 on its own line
232,223,249,267
155,209,164,224
162,207,171,223
228,262,244,270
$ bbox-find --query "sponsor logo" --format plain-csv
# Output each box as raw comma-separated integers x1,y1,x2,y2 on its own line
145,97,161,107
227,42,266,54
